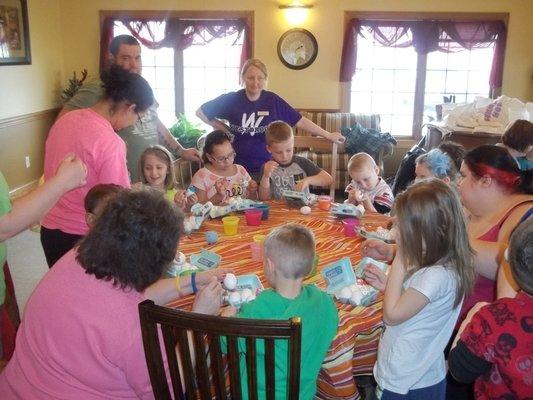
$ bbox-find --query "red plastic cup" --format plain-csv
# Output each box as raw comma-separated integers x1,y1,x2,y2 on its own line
244,209,262,226
342,218,360,237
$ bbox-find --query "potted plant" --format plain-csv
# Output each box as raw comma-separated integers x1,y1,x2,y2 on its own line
168,114,207,150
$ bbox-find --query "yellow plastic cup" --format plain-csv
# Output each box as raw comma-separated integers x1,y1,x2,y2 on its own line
222,216,239,236
252,234,266,244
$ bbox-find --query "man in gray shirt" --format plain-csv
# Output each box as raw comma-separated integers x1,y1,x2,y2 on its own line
58,35,200,182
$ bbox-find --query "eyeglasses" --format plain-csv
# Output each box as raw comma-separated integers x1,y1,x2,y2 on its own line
208,151,236,164
136,110,148,127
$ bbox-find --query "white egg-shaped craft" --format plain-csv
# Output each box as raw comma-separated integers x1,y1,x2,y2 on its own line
350,287,364,306
349,284,358,293
300,206,311,215
223,273,237,291
175,251,186,265
229,291,241,306
241,288,254,302
338,286,352,303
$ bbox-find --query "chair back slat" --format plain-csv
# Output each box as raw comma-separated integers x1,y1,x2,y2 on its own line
138,300,302,399
208,333,227,399
192,331,213,400
139,308,172,399
264,338,276,400
287,319,303,400
176,329,197,399
245,338,258,400
161,325,185,399
227,335,242,399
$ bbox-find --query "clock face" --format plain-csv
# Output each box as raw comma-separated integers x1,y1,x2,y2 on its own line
277,29,318,70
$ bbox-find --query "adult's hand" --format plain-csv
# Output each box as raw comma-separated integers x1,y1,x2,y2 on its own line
55,153,87,190
328,131,346,144
195,268,233,288
361,239,395,263
192,277,224,315
180,148,201,162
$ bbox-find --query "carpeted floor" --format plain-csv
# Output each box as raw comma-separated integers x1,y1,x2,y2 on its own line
6,229,48,315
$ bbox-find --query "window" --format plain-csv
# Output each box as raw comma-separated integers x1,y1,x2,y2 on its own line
110,15,249,128
343,14,507,139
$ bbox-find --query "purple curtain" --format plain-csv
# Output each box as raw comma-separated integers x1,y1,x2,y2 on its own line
100,17,251,73
339,18,506,89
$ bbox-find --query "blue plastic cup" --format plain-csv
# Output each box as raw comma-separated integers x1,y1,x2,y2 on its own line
252,203,270,220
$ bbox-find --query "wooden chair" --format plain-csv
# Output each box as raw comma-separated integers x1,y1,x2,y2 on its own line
138,300,302,400
293,136,338,198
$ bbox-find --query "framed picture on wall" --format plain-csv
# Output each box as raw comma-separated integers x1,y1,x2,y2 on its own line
0,0,31,65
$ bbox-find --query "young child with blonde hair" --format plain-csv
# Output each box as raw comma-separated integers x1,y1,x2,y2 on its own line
259,121,332,200
139,145,197,210
345,152,393,214
215,224,338,399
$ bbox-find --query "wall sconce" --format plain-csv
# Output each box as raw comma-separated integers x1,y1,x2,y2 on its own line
279,1,313,26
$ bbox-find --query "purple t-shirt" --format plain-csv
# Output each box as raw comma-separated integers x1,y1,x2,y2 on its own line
200,89,302,174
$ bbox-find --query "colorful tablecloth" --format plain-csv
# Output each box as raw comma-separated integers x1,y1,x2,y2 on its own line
167,201,387,400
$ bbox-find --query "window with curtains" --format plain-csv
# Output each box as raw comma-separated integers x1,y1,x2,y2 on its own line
340,15,507,139
104,14,251,128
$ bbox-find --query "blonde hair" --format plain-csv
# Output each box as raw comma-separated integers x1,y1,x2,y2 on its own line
347,152,377,174
266,120,293,145
240,58,268,84
138,145,176,191
264,224,315,279
394,179,475,307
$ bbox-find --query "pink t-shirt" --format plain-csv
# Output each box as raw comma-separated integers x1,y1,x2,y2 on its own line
191,164,251,200
42,108,130,235
0,250,154,399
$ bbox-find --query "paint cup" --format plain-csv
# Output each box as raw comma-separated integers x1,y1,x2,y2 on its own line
318,195,332,211
253,234,266,244
342,218,360,237
244,209,262,226
250,242,263,261
252,203,270,220
222,216,239,235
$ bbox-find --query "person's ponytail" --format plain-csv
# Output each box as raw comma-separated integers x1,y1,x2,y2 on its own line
518,168,533,195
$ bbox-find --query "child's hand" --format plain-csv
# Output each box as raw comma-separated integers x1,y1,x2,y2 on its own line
263,161,279,179
186,193,198,207
364,264,388,292
354,189,367,203
295,178,309,192
347,188,357,204
220,306,237,317
192,277,224,315
362,239,395,263
247,179,258,194
55,153,87,190
214,178,227,196
174,190,187,209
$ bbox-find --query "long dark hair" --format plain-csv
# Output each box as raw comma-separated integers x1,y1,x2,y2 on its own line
76,189,183,292
464,145,532,194
100,65,154,113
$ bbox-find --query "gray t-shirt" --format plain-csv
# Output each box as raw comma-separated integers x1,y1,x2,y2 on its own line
374,265,462,394
63,79,160,182
259,155,322,199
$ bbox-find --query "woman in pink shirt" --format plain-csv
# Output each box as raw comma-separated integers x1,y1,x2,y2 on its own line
0,189,227,399
40,65,154,267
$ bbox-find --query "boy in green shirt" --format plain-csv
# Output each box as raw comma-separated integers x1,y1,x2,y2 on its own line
221,224,338,399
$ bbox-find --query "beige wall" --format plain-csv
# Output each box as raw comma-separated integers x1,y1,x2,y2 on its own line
0,0,64,120
58,0,533,112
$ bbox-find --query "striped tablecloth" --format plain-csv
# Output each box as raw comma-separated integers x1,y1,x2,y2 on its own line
167,201,386,400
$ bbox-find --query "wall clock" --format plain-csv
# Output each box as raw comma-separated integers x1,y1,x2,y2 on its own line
277,28,318,70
